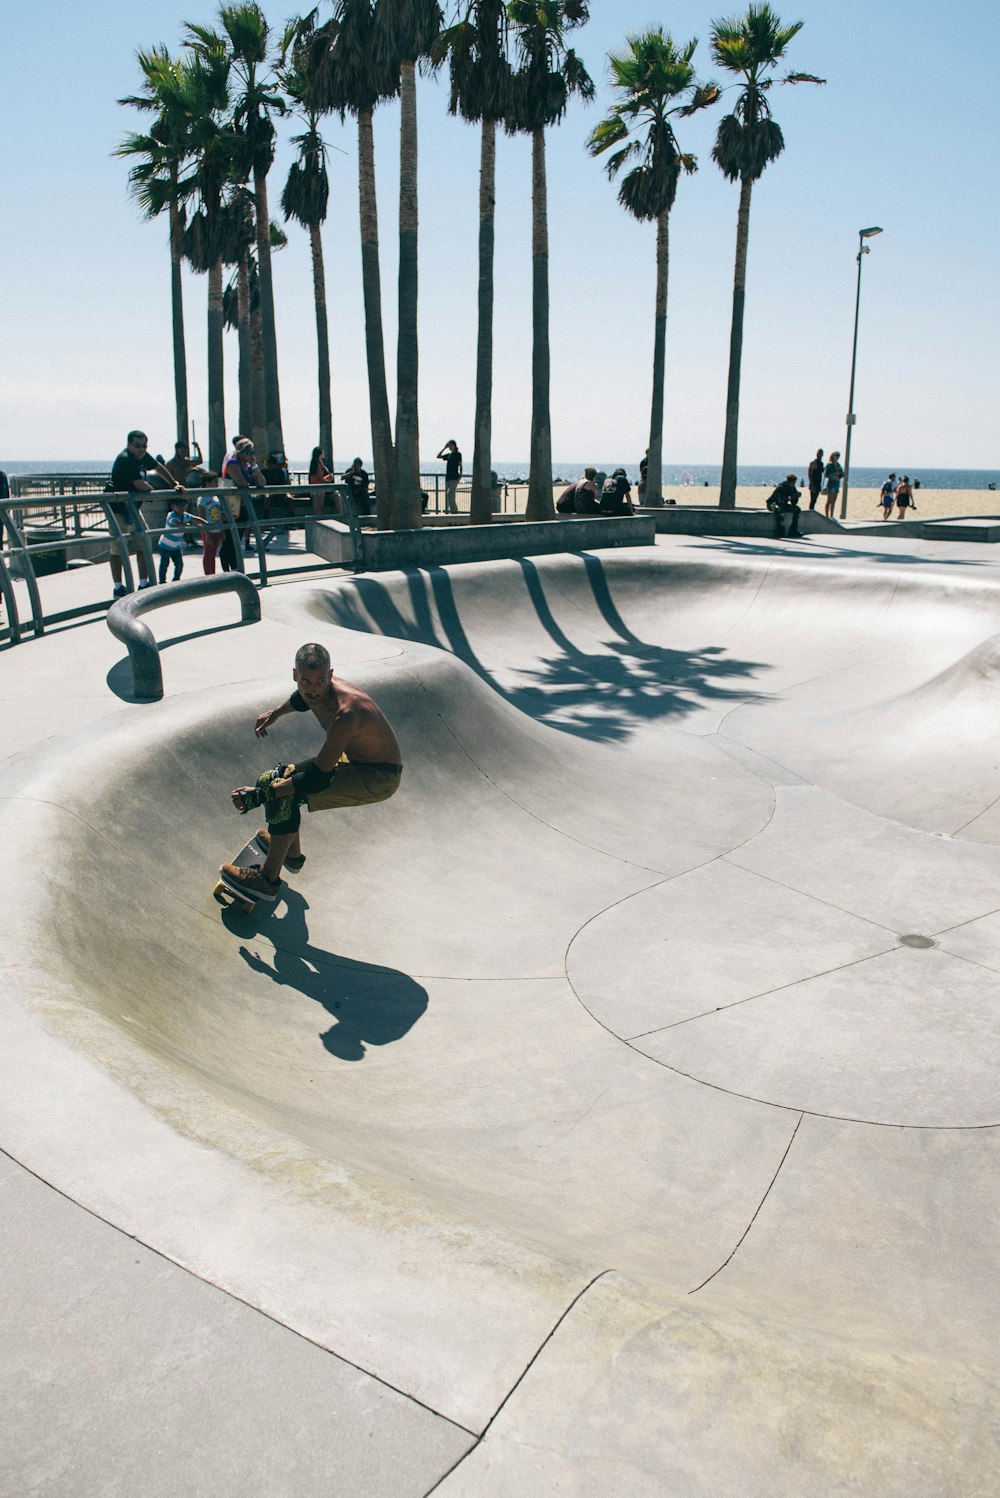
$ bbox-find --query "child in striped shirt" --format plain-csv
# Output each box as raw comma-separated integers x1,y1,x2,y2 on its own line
158,496,206,583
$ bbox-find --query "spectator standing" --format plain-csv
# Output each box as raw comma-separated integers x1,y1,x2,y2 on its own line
107,430,183,597
196,473,227,574
342,457,371,517
223,436,266,558
879,473,897,521
436,440,463,513
807,449,824,509
822,452,844,519
638,450,648,502
895,475,915,519
261,448,293,547
157,495,206,583
308,447,335,518
165,438,204,487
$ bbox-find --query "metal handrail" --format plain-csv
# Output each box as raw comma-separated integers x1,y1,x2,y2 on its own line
106,571,261,700
0,483,365,648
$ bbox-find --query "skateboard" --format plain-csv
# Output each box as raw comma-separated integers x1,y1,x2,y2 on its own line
213,835,276,915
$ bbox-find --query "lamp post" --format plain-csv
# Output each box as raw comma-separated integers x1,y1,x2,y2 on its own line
840,226,883,519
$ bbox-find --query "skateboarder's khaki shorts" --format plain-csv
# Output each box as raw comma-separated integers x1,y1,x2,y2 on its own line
306,761,402,814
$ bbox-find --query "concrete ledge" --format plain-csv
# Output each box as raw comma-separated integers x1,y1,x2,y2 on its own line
638,504,843,537
308,515,654,572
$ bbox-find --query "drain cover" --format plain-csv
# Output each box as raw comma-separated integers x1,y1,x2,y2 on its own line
898,934,936,950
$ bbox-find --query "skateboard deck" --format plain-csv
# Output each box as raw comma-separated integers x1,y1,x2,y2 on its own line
214,835,275,915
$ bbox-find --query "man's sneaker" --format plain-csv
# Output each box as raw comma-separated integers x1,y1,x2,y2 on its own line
254,828,306,872
219,862,282,902
112,583,128,599
138,579,153,590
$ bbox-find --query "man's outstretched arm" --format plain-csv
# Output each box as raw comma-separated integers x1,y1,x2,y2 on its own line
254,690,311,738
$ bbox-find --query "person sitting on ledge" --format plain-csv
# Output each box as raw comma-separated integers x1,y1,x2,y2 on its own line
766,473,803,539
573,467,601,514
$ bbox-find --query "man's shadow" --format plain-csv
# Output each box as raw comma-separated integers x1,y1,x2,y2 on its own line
231,888,427,1060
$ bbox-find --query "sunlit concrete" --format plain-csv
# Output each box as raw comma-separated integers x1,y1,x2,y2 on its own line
2,533,998,1494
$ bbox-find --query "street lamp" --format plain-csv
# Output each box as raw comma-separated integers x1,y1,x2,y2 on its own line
840,226,883,518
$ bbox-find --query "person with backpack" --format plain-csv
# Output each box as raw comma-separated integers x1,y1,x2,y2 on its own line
879,473,898,521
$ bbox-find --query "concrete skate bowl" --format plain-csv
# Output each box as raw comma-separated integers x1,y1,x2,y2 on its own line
4,547,1000,1489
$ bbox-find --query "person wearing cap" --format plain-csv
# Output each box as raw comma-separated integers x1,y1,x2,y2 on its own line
222,436,266,557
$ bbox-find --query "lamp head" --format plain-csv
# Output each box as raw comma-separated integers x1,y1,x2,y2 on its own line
859,226,883,239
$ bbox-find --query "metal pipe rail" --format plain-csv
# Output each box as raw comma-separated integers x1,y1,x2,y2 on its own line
0,483,363,647
105,571,261,700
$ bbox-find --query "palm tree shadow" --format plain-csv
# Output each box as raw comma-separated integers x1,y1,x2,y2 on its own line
234,888,427,1060
315,555,770,741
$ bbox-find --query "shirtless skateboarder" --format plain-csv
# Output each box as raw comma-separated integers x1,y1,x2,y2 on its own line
222,641,403,901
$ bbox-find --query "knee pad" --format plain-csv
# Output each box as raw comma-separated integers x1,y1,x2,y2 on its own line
255,763,301,834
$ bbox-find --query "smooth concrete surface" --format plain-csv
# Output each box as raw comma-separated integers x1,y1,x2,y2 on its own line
2,533,1000,1494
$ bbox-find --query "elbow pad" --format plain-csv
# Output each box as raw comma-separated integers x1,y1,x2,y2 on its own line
291,762,337,797
289,690,310,712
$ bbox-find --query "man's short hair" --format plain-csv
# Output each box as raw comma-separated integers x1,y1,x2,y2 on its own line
127,430,147,444
295,642,331,673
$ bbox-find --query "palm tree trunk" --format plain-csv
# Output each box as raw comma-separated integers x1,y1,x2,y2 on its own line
236,252,253,442
207,258,226,473
527,127,553,521
719,175,753,509
394,60,421,531
470,117,496,527
253,166,285,456
168,181,189,446
358,108,395,529
249,271,267,453
645,209,670,507
310,221,333,466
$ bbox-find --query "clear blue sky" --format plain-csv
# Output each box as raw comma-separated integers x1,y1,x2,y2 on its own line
2,0,997,469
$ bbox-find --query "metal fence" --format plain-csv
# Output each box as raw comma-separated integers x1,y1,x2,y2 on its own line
0,483,362,646
0,469,538,647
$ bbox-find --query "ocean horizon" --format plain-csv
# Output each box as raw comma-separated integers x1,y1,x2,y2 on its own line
1,459,996,490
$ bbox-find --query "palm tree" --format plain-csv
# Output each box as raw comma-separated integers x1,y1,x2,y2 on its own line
588,32,717,507
189,5,288,457
507,0,594,520
373,0,443,530
711,4,823,508
303,1,398,527
281,20,335,467
176,48,236,471
117,47,193,447
432,1,512,524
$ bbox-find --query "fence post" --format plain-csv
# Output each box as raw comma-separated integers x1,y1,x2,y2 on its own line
0,503,44,636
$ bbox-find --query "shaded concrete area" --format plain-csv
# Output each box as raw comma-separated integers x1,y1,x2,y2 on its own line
2,535,999,1493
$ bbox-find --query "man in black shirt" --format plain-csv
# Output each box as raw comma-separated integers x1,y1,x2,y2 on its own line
436,440,463,513
342,458,372,516
807,449,824,509
107,430,183,596
766,473,803,539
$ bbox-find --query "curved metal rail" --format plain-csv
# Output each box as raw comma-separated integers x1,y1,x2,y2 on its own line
106,571,261,700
